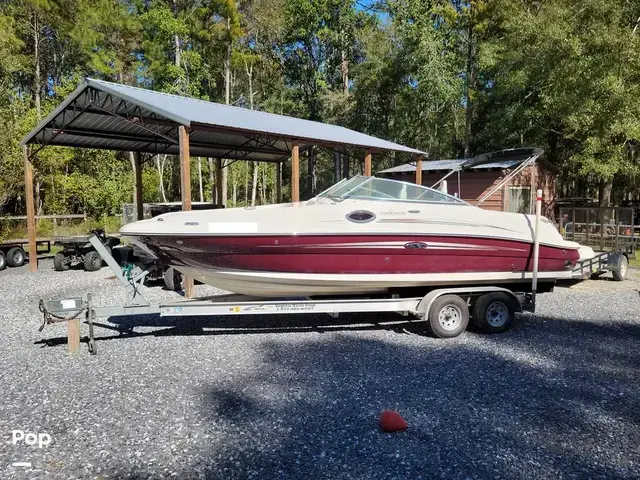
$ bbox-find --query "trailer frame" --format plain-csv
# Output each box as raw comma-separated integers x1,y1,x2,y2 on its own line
572,250,629,282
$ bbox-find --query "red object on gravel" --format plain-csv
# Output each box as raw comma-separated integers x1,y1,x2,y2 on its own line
379,410,408,432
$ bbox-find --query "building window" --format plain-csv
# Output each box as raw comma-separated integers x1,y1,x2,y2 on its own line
508,186,532,214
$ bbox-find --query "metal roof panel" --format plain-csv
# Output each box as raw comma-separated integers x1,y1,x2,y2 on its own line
21,79,427,160
84,79,425,154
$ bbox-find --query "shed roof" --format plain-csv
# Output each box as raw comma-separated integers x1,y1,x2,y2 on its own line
21,79,426,162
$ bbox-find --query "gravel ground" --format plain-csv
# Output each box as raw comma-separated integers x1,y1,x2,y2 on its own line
1,260,639,479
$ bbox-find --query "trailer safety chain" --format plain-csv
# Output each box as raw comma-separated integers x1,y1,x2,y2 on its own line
38,299,86,332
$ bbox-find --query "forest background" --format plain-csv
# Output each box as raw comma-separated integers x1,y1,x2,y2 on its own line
0,0,639,234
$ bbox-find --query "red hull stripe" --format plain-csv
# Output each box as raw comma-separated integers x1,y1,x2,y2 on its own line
139,234,578,274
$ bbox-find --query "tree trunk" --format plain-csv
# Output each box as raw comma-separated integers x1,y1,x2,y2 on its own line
243,59,259,207
342,150,350,179
232,180,237,206
219,17,232,208
251,163,259,206
221,161,228,207
174,34,181,67
225,17,231,106
463,19,474,157
208,157,215,203
198,157,204,202
307,147,317,197
129,152,137,203
156,154,168,202
341,47,348,94
334,150,341,182
50,169,55,213
599,178,614,224
598,179,613,207
173,0,181,68
215,158,224,206
35,180,42,215
33,11,41,120
244,163,249,204
246,60,254,109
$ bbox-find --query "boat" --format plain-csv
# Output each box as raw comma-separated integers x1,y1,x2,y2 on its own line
120,174,594,297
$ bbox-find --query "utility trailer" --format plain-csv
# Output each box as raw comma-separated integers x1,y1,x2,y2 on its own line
0,238,50,270
572,250,630,282
38,189,552,355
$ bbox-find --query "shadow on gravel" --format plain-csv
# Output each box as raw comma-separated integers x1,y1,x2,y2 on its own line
106,314,639,479
195,331,638,479
34,311,429,348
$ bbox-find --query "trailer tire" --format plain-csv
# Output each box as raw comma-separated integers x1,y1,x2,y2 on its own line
473,292,516,333
53,252,70,271
84,251,102,272
427,294,469,338
611,254,628,282
163,267,183,291
0,250,6,271
6,247,26,267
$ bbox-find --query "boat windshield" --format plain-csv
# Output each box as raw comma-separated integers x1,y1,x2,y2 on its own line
316,176,467,205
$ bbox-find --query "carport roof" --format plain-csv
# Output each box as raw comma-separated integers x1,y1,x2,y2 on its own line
21,78,426,162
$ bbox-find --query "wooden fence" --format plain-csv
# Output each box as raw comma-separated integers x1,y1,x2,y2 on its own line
558,207,638,252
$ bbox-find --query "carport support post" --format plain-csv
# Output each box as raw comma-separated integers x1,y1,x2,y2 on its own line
291,142,300,202
134,152,144,220
364,149,372,176
415,154,423,185
179,125,194,298
23,146,37,272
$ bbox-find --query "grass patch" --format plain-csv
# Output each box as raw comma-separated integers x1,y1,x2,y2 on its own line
0,216,122,241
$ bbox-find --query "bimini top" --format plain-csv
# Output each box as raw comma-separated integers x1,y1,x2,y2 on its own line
20,78,427,162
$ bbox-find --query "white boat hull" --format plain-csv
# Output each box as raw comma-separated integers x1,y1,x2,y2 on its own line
177,266,575,297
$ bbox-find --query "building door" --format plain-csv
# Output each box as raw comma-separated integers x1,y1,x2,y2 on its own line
508,186,532,214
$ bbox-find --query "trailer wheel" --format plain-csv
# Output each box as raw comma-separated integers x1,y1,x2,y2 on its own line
53,252,70,271
84,251,102,272
0,250,6,271
163,267,183,291
427,294,469,338
6,247,26,267
473,292,516,333
612,254,628,282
